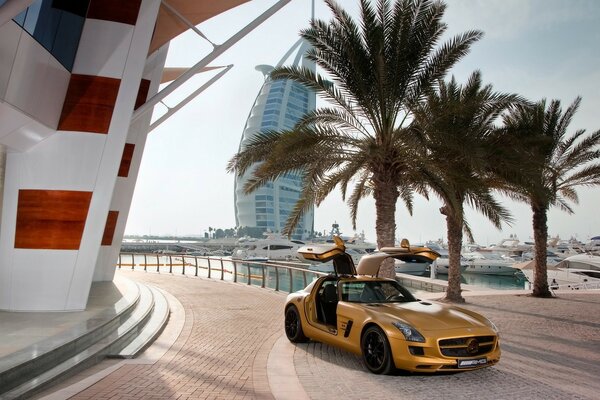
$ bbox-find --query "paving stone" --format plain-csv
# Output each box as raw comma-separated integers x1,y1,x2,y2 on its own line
52,269,598,400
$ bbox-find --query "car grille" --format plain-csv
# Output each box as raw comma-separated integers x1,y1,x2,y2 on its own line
438,336,496,357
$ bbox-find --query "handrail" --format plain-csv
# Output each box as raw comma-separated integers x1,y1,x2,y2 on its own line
116,252,328,293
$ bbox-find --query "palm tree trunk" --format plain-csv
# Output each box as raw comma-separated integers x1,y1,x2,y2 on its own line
442,205,465,303
532,203,551,297
373,182,398,279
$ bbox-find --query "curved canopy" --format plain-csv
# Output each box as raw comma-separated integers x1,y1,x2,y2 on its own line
149,0,249,53
161,66,224,83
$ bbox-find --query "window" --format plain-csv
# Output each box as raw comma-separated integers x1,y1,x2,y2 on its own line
13,0,90,71
267,245,293,250
257,221,275,227
340,281,416,303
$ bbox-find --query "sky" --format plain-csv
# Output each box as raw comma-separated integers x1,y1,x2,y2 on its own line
124,0,600,246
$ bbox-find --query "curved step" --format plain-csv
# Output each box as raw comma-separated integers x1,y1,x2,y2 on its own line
0,281,161,400
0,278,141,397
113,286,170,358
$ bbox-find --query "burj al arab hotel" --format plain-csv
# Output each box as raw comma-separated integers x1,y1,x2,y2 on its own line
234,39,316,240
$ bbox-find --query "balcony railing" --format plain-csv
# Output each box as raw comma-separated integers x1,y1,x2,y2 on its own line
117,253,327,293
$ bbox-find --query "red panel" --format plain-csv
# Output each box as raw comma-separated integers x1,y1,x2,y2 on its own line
135,79,151,110
101,211,119,246
118,143,135,178
87,0,142,25
15,190,93,250
58,74,121,134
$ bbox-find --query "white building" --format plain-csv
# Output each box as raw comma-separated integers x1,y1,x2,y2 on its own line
0,0,289,311
234,40,315,239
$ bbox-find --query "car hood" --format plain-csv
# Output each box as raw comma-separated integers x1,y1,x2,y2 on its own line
363,301,489,331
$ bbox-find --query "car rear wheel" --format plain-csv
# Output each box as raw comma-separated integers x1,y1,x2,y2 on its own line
361,325,394,374
285,305,308,343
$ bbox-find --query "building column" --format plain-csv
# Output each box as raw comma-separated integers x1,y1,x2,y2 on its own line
93,47,168,282
0,0,161,311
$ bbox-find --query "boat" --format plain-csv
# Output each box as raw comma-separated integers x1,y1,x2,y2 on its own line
231,234,305,261
478,235,532,259
520,250,565,267
515,256,600,290
394,259,430,274
555,254,600,274
547,236,585,257
584,236,600,254
345,234,377,253
434,252,468,275
561,268,600,279
462,252,521,276
311,223,377,253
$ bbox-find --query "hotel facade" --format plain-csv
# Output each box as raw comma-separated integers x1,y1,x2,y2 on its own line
234,40,316,240
0,0,289,311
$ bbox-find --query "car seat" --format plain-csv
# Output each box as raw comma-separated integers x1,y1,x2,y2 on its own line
360,284,380,302
322,284,338,326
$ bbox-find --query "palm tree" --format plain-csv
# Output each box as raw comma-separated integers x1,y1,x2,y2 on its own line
410,71,522,302
227,0,482,278
502,97,600,297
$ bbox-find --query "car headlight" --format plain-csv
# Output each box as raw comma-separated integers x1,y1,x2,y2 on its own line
485,317,500,335
392,322,425,342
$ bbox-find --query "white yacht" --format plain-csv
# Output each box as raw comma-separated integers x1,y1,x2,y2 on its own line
311,224,377,253
462,252,521,276
517,255,600,289
584,236,600,254
231,235,305,262
434,252,468,274
547,236,585,257
478,235,532,259
556,254,600,278
394,259,430,274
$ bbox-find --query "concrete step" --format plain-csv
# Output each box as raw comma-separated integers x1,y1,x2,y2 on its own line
0,279,141,397
0,280,167,400
112,286,170,358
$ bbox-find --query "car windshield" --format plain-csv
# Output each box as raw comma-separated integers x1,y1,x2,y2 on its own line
340,280,417,303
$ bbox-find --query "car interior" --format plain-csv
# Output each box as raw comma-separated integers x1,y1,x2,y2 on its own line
316,281,338,326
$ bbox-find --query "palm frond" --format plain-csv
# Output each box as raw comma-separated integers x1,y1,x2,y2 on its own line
227,131,286,175
466,190,514,229
348,173,372,229
559,163,600,188
462,218,474,243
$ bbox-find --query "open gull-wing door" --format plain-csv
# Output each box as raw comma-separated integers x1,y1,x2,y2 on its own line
297,236,357,275
357,239,440,276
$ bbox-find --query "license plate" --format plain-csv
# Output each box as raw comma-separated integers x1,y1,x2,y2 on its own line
457,358,487,368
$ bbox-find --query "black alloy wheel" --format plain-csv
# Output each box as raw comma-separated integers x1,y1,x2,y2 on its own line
361,325,394,374
285,305,308,343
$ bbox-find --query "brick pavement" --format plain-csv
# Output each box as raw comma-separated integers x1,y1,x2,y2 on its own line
69,270,288,400
47,270,599,400
292,292,600,400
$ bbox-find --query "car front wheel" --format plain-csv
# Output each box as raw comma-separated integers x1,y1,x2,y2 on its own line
361,325,394,374
285,305,308,343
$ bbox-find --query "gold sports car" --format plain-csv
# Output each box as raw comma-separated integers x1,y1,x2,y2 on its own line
284,237,501,374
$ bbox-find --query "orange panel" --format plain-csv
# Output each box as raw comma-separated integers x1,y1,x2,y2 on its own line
101,211,119,246
58,74,121,134
118,143,135,178
15,190,93,250
87,0,142,25
134,79,151,110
